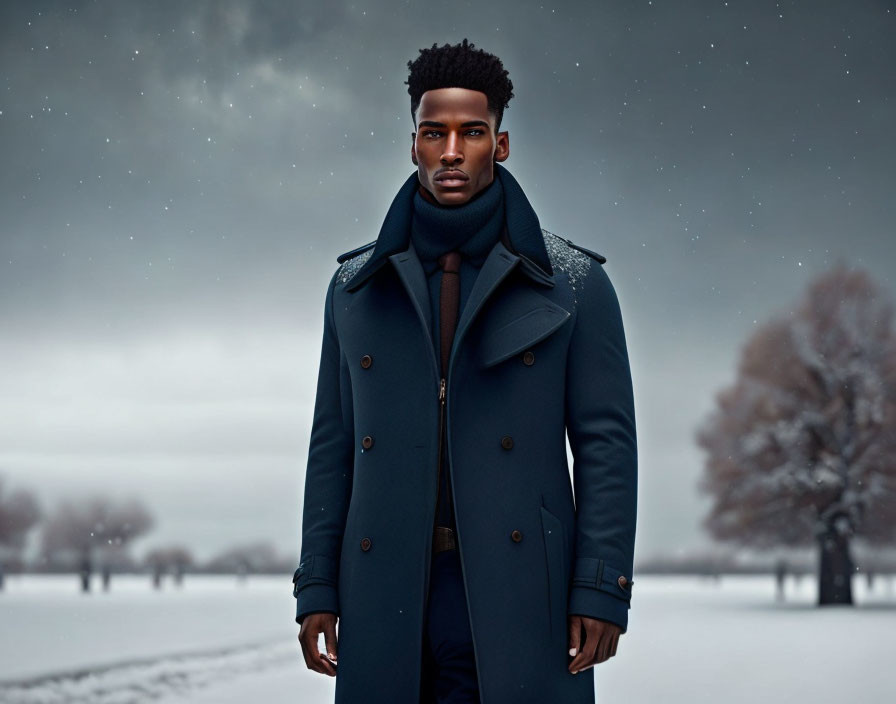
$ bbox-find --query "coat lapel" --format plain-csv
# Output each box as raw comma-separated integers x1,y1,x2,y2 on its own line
387,240,434,356
450,238,520,365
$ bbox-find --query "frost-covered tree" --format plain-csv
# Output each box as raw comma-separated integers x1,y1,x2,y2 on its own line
0,475,42,590
697,262,896,605
40,495,154,592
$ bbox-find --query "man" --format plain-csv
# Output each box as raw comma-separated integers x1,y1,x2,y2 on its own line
295,39,637,704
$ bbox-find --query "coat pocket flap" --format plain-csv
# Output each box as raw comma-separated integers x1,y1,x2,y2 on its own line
480,304,571,368
293,554,338,597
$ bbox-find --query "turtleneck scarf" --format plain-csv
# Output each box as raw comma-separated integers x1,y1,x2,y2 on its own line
412,176,505,268
410,174,505,532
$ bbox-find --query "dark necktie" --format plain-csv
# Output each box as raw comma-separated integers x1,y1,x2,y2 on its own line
437,251,461,377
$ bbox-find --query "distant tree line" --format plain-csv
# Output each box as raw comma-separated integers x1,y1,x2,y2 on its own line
0,479,295,592
634,546,896,577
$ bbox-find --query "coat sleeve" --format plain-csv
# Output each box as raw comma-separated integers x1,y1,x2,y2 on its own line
293,270,355,625
564,261,638,633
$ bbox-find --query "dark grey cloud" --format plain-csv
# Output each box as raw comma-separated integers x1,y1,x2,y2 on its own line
0,0,893,560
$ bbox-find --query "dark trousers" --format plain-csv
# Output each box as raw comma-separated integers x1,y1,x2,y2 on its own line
420,549,481,703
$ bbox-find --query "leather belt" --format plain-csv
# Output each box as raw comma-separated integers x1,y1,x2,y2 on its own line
432,526,457,553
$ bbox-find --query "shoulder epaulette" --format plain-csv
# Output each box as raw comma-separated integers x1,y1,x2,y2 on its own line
540,228,607,266
336,239,377,264
556,232,606,264
565,240,606,264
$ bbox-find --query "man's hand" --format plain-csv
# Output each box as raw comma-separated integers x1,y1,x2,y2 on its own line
299,612,339,677
567,615,621,674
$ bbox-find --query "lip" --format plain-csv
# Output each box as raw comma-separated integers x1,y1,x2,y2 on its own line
434,170,469,186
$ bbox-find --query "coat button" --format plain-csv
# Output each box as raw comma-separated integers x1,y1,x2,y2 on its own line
618,575,629,589
511,529,523,542
360,537,372,551
360,354,373,369
501,435,514,450
361,435,374,449
522,350,535,366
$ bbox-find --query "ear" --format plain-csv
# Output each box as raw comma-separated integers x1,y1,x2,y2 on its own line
494,131,510,162
410,134,418,165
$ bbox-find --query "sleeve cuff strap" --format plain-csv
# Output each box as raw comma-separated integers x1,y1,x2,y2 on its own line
293,554,339,597
295,583,339,625
571,556,634,600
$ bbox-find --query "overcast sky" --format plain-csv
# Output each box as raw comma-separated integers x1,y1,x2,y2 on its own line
1,0,893,564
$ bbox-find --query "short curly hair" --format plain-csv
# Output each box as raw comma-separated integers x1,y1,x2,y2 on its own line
405,38,514,133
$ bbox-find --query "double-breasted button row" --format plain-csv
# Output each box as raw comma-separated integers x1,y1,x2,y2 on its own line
360,354,373,369
360,537,372,551
361,435,374,450
510,529,523,543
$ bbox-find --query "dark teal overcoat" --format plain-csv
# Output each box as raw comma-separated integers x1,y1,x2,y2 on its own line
293,163,638,703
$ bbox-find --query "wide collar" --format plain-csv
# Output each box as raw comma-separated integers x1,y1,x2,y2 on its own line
343,162,554,292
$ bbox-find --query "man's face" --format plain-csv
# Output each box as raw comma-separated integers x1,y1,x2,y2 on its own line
411,87,510,206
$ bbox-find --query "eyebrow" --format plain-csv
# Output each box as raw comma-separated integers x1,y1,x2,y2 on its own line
417,120,490,129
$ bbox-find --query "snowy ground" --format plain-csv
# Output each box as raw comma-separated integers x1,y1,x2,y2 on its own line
0,573,893,703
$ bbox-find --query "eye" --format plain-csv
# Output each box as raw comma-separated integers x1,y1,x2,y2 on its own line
423,130,443,138
467,129,484,136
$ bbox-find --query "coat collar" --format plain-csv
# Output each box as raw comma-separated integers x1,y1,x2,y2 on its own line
343,162,555,292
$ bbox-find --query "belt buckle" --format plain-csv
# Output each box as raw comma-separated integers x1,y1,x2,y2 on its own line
432,526,457,553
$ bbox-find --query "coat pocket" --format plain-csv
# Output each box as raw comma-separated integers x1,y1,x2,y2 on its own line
540,505,566,641
477,285,572,369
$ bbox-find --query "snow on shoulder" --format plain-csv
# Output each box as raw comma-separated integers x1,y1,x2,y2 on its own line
335,240,376,285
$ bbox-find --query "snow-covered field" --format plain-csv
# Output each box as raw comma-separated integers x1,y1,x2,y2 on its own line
0,573,892,703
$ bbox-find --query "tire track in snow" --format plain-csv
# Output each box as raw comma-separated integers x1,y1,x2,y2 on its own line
0,638,294,704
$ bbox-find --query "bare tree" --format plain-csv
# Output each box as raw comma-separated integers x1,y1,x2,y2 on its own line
167,546,193,586
144,545,194,589
40,495,155,592
697,262,896,605
0,475,42,591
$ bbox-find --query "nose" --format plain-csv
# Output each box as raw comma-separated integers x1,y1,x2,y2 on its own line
440,131,463,165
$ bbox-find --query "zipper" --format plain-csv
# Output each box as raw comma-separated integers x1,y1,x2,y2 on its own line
422,376,447,628
433,377,447,529
430,372,481,702
419,375,439,697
